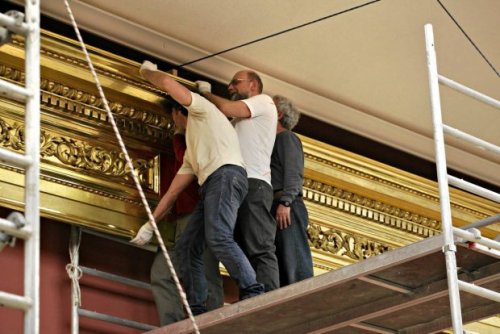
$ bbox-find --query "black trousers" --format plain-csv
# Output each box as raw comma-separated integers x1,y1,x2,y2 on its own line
235,178,280,292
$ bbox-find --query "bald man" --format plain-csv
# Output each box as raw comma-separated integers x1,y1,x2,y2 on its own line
198,70,280,292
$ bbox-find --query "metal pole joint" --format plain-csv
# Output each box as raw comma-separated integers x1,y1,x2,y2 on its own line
442,244,457,253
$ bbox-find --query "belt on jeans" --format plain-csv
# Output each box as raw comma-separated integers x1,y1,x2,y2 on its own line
273,190,302,200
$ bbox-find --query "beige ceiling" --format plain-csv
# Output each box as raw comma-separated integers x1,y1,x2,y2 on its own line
15,0,500,185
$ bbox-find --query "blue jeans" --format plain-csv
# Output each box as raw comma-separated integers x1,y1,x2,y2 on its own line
150,213,223,325
272,198,313,286
174,165,264,314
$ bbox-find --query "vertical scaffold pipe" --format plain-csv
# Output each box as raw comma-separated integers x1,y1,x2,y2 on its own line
23,1,41,333
424,23,463,333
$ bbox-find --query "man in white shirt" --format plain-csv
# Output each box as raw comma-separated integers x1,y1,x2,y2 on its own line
132,61,264,316
198,70,280,292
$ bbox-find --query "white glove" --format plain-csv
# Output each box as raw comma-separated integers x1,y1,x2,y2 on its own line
130,222,154,245
196,80,211,94
139,60,158,78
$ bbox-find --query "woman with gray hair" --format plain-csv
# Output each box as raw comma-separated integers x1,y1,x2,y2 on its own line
270,95,313,286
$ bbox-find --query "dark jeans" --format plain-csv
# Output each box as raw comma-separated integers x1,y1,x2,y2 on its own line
150,213,223,326
174,165,264,315
272,198,313,286
235,178,279,292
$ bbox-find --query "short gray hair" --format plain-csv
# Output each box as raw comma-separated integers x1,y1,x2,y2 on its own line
273,95,301,130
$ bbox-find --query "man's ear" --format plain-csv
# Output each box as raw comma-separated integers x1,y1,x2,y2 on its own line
249,79,259,94
277,111,284,120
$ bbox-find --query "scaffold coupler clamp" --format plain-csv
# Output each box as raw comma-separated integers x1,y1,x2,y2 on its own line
442,243,457,253
0,212,26,252
0,10,25,46
465,228,481,249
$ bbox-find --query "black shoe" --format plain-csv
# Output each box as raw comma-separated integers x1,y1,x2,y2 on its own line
190,305,207,316
240,283,265,300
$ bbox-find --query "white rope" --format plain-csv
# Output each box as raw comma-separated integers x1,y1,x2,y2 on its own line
62,1,200,332
65,229,82,307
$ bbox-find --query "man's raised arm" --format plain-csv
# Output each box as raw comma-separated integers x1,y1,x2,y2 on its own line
196,81,250,118
140,60,192,107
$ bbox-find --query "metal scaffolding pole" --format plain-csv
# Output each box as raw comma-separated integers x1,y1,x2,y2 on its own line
23,2,41,333
424,23,463,333
0,2,41,334
424,23,500,333
67,227,157,333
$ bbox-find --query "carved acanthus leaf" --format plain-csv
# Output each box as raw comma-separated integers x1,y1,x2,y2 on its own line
308,223,390,260
1,117,152,185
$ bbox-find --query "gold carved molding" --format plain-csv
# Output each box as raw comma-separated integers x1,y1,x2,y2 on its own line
0,64,174,145
299,134,499,272
304,178,440,237
0,116,153,186
308,222,390,260
0,31,179,236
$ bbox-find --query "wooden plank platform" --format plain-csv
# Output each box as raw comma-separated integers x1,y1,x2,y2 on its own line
147,235,500,334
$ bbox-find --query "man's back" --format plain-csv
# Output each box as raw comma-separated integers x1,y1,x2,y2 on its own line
179,93,245,185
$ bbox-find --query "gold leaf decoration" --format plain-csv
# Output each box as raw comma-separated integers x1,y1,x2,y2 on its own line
0,117,152,185
308,223,390,260
303,179,440,237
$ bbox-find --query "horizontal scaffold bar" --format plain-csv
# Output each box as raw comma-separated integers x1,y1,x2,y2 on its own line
0,11,29,35
438,75,500,109
0,147,32,168
0,218,32,239
0,78,32,103
0,291,32,311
